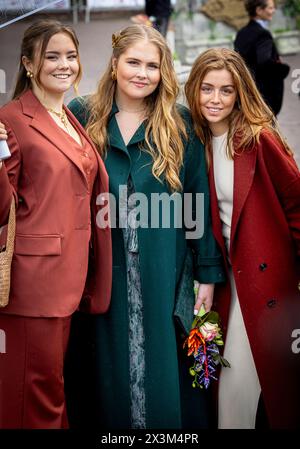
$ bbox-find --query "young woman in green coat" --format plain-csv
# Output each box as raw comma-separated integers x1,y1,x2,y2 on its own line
64,24,225,429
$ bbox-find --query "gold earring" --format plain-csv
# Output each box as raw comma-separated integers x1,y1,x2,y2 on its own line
111,68,117,81
26,71,33,79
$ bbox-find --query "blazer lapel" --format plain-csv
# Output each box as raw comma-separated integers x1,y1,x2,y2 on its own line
66,108,109,193
230,146,257,251
20,90,87,185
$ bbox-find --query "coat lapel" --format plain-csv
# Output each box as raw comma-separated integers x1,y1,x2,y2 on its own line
107,102,130,157
108,115,130,156
108,101,146,156
20,90,88,186
230,146,257,251
128,121,146,146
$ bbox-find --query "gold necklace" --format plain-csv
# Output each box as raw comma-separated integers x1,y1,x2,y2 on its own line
118,105,146,113
47,108,68,129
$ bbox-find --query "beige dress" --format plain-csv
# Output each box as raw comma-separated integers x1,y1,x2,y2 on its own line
212,132,261,429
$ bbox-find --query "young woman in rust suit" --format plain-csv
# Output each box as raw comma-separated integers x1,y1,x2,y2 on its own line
185,48,300,429
0,20,111,428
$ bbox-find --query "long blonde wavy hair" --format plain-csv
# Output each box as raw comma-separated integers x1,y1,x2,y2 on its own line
86,24,187,191
185,47,292,162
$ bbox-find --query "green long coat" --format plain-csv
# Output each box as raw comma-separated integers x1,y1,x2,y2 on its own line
65,98,224,429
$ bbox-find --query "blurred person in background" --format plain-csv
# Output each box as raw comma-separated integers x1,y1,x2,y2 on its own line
234,0,290,116
145,0,172,36
131,0,172,36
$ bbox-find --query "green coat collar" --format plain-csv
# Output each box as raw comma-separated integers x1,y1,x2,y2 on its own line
108,101,147,154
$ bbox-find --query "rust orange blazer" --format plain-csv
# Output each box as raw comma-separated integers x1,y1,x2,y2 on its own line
0,90,112,317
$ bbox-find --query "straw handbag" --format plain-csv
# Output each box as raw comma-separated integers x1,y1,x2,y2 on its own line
0,198,16,307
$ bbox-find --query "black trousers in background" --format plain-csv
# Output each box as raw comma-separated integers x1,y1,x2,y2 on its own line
145,0,172,36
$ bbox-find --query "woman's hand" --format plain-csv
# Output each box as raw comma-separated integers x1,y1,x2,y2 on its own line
0,122,8,168
194,283,215,315
0,122,8,141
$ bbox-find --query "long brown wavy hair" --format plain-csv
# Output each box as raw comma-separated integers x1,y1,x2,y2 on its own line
86,24,187,192
185,47,292,162
12,19,82,100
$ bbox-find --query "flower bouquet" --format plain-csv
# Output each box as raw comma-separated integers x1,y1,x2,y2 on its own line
184,303,230,389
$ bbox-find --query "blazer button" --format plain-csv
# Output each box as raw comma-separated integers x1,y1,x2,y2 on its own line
259,263,267,271
237,269,242,275
267,299,276,308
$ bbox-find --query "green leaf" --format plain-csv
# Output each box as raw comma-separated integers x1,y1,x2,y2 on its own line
220,357,231,368
191,314,207,329
205,311,219,323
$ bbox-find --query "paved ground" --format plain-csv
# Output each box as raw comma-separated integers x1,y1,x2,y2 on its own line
0,15,300,164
